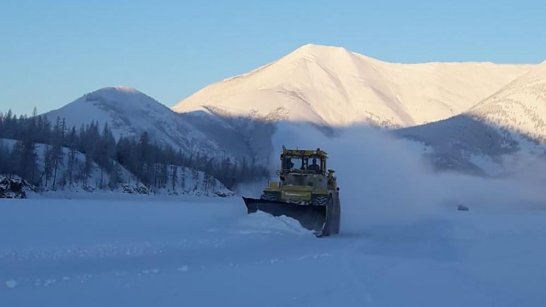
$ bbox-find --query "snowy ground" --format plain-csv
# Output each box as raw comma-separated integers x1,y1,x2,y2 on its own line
2,197,546,306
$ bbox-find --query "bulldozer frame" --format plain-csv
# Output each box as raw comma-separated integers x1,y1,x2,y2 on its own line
243,147,341,237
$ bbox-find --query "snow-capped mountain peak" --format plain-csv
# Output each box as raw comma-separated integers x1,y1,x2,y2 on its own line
279,43,375,65
82,86,161,110
44,87,226,156
173,44,531,128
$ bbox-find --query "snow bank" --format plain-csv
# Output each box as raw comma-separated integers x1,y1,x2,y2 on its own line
228,211,313,236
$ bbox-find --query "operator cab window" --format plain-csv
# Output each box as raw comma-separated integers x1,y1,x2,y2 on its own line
308,156,322,173
283,157,294,170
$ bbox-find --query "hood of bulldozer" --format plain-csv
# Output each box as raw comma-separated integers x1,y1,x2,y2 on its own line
280,185,313,202
264,183,312,202
264,181,330,203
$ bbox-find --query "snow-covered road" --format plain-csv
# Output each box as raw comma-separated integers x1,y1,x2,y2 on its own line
2,197,546,306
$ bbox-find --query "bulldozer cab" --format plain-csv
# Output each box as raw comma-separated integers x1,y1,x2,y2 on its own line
281,147,327,175
279,147,333,191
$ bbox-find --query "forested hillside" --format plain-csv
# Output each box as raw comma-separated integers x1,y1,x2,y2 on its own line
0,110,259,195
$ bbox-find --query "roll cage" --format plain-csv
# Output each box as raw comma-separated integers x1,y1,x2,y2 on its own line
280,147,327,175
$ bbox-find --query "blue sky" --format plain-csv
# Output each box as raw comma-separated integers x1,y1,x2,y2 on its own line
1,0,545,115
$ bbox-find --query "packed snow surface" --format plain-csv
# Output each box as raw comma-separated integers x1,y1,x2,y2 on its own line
2,196,546,307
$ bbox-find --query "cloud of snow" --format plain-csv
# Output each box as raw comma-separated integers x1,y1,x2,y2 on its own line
271,123,546,234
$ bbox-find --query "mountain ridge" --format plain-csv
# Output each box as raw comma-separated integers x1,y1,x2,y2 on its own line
173,44,533,128
41,44,545,178
397,62,546,174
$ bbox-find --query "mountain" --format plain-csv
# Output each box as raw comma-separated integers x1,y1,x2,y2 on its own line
45,87,214,152
173,44,531,128
45,87,271,166
397,62,546,174
467,61,546,144
43,45,543,178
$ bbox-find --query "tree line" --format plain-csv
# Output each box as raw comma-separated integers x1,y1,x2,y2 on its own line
0,109,268,190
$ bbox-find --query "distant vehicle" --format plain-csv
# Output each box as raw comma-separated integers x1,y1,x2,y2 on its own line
243,147,341,237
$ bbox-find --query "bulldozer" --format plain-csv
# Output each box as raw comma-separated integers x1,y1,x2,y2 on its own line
243,147,340,237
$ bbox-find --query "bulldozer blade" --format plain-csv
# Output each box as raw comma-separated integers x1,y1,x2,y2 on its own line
242,197,327,236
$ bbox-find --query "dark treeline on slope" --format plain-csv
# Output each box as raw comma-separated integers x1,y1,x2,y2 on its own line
0,110,267,190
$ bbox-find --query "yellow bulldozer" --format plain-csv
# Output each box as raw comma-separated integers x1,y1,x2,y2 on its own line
243,147,341,237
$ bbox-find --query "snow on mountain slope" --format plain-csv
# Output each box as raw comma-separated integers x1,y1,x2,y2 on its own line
173,44,532,128
468,61,546,145
178,110,276,166
44,87,227,158
396,63,546,174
